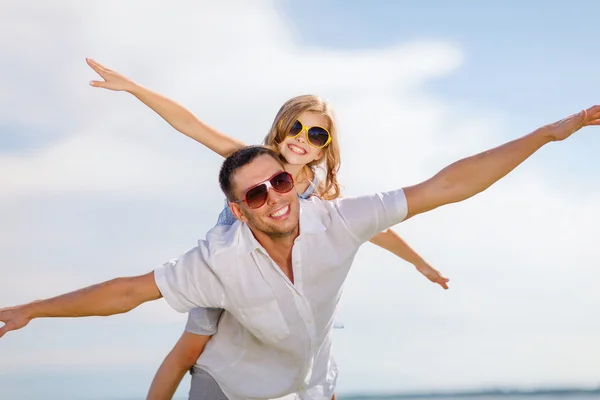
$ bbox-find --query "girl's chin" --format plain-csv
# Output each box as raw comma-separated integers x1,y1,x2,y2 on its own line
286,159,309,166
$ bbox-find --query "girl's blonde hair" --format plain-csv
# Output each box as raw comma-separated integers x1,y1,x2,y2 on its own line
262,95,341,200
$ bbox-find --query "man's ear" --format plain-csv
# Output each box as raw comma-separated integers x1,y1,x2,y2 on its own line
229,202,248,222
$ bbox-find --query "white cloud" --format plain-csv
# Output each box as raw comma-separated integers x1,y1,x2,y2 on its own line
1,0,599,396
0,130,214,196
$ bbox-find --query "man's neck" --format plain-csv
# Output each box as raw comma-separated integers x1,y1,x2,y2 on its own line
251,227,298,283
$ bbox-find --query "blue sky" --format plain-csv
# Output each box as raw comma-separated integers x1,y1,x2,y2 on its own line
1,1,599,399
282,0,600,184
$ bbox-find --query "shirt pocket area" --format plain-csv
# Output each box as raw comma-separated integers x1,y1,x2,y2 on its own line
238,299,291,343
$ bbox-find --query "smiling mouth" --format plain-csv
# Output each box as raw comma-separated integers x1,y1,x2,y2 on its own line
288,144,307,155
269,204,290,219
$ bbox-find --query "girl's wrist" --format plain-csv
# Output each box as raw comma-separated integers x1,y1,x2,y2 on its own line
125,81,142,94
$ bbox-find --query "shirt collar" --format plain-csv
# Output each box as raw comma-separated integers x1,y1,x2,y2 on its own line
237,201,326,255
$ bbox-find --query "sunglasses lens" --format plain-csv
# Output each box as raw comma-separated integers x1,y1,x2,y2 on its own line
288,120,303,136
270,172,294,193
245,184,269,209
307,127,330,147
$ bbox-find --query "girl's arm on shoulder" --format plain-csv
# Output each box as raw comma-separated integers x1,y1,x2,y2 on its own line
327,188,449,290
369,229,449,290
87,58,246,158
146,331,211,400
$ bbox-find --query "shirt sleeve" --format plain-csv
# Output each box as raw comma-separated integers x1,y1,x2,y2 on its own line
333,188,408,244
154,244,225,313
185,307,224,336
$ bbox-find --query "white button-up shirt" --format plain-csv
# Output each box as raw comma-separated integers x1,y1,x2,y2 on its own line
154,189,408,400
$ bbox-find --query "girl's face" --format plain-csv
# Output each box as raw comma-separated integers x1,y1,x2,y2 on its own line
278,111,328,166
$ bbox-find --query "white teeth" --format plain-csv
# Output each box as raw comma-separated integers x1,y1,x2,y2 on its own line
289,144,306,155
270,205,289,217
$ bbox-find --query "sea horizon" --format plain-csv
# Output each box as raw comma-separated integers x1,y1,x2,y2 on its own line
4,375,598,400
109,387,600,400
339,386,600,399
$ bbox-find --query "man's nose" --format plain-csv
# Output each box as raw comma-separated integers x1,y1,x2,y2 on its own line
266,187,283,205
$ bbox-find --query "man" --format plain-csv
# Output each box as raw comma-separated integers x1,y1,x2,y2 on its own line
1,106,599,400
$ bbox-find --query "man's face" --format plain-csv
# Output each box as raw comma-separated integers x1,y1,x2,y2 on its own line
229,155,300,239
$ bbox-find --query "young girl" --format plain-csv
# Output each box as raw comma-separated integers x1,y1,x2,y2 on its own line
86,58,449,400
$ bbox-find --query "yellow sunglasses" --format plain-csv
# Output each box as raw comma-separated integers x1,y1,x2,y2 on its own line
286,120,332,149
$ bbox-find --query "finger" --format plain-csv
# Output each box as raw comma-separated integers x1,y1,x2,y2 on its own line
578,107,600,128
86,61,104,76
0,323,10,339
89,80,107,88
86,60,108,76
586,110,600,119
86,59,113,79
86,58,102,68
87,58,111,73
584,105,600,118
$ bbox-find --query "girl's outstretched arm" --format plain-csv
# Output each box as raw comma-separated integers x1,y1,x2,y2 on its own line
369,230,449,289
86,58,246,158
147,331,211,400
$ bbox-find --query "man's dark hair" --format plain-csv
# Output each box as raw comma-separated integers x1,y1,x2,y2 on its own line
219,145,284,200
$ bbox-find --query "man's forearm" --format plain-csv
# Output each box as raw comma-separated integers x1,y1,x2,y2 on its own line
440,128,550,201
404,126,552,218
26,273,161,320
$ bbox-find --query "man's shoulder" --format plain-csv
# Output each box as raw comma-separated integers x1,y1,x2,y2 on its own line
299,195,337,207
299,196,343,229
202,222,246,260
300,194,342,212
299,195,327,215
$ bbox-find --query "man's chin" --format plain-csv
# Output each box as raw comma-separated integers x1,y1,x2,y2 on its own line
264,221,299,238
269,227,298,239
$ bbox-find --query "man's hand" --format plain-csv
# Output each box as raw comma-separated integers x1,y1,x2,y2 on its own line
544,105,600,141
415,263,449,290
404,105,600,220
0,305,32,338
0,273,162,339
87,58,137,92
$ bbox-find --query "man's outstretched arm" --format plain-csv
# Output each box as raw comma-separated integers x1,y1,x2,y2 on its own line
0,272,161,338
403,106,600,219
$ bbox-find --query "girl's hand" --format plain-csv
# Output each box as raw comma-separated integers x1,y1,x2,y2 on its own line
86,58,137,92
415,263,449,290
